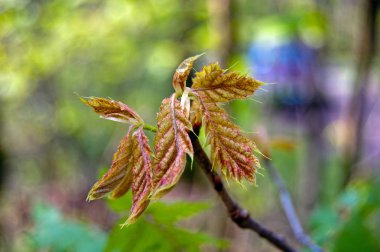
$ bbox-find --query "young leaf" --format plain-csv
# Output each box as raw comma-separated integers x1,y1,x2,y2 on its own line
110,165,133,199
125,127,153,225
189,99,203,128
81,96,143,125
172,54,203,95
191,63,262,103
87,126,134,201
152,94,193,198
197,96,259,182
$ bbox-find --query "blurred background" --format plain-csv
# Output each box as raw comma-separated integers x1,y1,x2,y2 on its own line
0,0,379,251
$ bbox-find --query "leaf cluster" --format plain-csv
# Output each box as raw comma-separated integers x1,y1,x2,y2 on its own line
82,54,263,225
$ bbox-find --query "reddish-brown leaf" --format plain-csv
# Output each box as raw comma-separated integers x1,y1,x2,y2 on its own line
173,54,203,95
87,126,133,201
192,63,262,103
197,94,260,182
81,96,143,125
110,164,134,199
125,127,153,225
189,99,203,128
152,94,193,198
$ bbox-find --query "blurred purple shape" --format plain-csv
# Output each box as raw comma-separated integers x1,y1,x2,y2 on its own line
248,37,331,126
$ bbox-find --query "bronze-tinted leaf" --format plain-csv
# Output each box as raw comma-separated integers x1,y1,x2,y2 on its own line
110,165,133,199
198,95,260,182
152,94,193,198
189,99,203,128
81,96,143,125
192,63,262,103
172,54,203,95
124,127,153,225
87,126,134,201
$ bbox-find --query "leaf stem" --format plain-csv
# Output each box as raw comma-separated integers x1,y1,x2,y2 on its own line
143,123,157,133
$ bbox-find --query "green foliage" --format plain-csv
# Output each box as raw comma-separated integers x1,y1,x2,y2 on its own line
27,198,226,252
310,179,380,252
1,0,211,190
105,195,227,252
29,203,106,252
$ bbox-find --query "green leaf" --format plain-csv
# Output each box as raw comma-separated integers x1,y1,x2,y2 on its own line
310,180,380,250
148,200,210,225
29,203,106,252
107,193,133,213
104,200,227,252
333,215,380,252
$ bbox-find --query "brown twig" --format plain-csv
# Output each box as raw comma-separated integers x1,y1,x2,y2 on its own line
189,129,298,252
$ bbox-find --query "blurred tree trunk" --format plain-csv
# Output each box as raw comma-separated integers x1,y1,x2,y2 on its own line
208,0,237,67
178,0,199,57
0,99,5,196
341,0,379,190
0,97,7,249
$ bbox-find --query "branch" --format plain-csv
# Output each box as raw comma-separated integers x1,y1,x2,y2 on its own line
264,159,322,252
189,130,298,252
